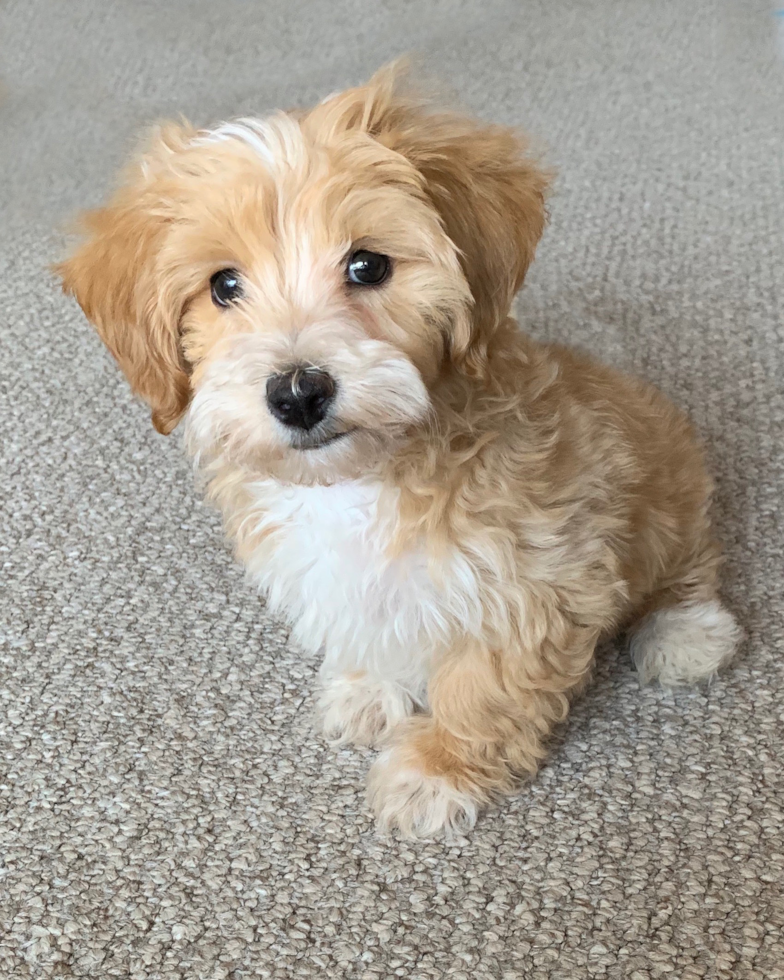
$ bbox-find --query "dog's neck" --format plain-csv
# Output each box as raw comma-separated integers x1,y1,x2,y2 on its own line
378,318,544,544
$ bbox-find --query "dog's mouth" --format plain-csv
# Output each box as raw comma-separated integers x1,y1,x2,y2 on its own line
291,427,358,451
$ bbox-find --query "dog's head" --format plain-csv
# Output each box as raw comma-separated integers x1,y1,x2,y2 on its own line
57,64,550,482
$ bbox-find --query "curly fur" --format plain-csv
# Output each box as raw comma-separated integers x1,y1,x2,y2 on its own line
57,62,740,837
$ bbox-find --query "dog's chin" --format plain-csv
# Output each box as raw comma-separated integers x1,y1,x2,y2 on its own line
287,426,359,453
266,424,404,485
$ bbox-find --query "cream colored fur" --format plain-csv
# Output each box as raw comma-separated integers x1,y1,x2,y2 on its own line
629,599,742,687
57,63,741,838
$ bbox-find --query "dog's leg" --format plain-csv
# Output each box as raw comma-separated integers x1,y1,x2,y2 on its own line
624,527,741,686
628,592,741,686
367,626,598,837
318,670,420,747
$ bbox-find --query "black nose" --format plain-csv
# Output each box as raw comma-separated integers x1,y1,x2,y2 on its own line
266,368,335,430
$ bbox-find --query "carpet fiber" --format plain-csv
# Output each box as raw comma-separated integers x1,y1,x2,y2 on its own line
2,2,783,977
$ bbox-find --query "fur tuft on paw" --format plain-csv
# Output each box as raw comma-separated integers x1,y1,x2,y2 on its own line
629,598,741,687
367,747,479,839
319,672,418,747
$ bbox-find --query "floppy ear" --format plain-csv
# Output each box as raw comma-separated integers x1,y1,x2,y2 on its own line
310,63,552,371
56,124,194,434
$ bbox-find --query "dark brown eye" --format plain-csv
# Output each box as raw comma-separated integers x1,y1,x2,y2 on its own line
347,250,390,286
210,268,243,307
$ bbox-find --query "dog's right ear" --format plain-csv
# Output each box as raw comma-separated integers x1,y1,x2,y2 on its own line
55,123,195,434
308,62,552,377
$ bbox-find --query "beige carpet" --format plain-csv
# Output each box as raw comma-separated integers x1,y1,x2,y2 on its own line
2,1,783,977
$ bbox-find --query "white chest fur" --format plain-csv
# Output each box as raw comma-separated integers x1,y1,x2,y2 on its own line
240,479,481,696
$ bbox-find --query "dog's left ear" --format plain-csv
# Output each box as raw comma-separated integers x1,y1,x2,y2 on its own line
310,63,552,372
56,123,195,434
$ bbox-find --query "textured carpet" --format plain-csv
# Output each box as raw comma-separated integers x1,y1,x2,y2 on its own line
1,1,783,977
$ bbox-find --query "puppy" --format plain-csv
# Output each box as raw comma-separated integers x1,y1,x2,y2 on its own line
58,64,741,837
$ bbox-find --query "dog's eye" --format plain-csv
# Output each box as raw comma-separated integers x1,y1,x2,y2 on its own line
346,250,390,286
210,268,243,308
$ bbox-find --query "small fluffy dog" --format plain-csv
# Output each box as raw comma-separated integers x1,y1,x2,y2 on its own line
58,65,740,837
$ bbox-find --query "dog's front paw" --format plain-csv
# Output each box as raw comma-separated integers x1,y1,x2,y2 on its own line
318,671,417,747
367,739,480,839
